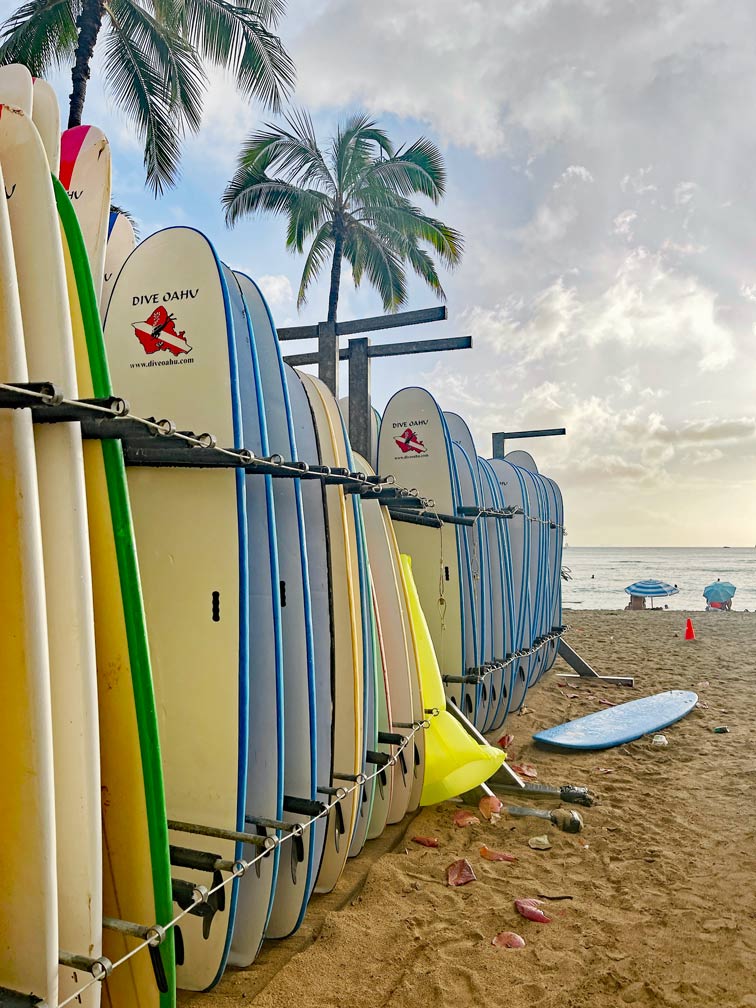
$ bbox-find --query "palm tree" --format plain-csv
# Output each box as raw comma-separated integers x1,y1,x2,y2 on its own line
0,0,295,194
223,110,463,321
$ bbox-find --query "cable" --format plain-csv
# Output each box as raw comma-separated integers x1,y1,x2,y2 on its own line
56,718,433,1008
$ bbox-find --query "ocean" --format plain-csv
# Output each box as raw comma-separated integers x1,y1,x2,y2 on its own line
561,547,756,611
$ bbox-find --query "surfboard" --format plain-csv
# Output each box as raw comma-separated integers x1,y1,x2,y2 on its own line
477,457,507,730
283,363,334,890
508,457,547,686
479,457,517,731
221,268,282,966
31,77,60,173
0,103,103,1006
353,454,414,824
450,440,483,722
533,691,699,750
377,388,466,711
298,371,363,893
365,577,393,840
488,458,531,713
0,155,58,1008
102,211,137,319
544,476,565,672
103,226,248,992
0,63,32,113
445,414,493,720
233,271,319,941
320,390,376,860
60,124,111,304
384,508,426,812
55,177,175,1008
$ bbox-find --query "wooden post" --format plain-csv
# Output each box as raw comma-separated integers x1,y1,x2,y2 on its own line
348,337,371,462
317,321,338,398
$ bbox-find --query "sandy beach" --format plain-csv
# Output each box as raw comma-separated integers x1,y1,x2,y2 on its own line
181,610,756,1008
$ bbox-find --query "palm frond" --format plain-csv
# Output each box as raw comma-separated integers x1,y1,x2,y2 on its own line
332,113,393,192
110,202,140,239
0,0,77,74
358,138,447,202
297,221,333,308
103,1,202,193
236,109,334,191
108,0,205,130
356,201,463,266
343,222,406,312
222,167,303,224
284,187,332,252
174,0,294,109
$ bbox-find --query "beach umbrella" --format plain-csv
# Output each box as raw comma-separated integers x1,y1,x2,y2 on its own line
703,582,736,603
625,579,680,598
624,580,679,608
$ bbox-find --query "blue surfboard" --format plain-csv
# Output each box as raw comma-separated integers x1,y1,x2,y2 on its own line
533,691,698,750
233,273,320,938
223,267,283,968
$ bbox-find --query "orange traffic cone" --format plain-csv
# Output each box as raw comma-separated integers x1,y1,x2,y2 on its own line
685,618,696,641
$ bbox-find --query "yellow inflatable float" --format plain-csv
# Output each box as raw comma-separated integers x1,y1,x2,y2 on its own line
399,555,506,805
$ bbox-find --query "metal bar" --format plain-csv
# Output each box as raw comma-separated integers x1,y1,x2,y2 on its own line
492,428,566,458
446,699,525,788
167,819,276,849
366,334,471,359
277,305,447,341
284,335,470,368
556,639,635,686
348,336,372,462
58,952,112,979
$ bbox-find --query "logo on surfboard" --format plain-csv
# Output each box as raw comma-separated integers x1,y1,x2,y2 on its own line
133,306,193,357
395,428,426,455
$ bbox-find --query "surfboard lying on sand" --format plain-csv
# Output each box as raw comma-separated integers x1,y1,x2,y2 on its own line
533,691,699,750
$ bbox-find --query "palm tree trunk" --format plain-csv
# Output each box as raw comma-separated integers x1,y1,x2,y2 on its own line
68,0,106,129
327,228,344,323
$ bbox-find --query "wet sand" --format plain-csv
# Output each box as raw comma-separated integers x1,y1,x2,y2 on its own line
181,610,756,1008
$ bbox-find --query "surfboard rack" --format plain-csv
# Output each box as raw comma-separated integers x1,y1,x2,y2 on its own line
283,796,328,817
366,749,393,768
556,638,634,687
317,785,348,799
166,818,278,851
387,507,476,528
169,845,238,875
171,879,225,939
443,674,486,685
379,730,407,745
0,989,44,1007
57,952,112,980
244,814,303,836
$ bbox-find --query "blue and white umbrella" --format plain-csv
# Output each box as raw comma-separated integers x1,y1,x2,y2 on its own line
625,579,679,599
703,581,736,603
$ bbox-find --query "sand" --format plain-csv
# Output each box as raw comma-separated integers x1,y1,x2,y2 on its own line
180,611,756,1008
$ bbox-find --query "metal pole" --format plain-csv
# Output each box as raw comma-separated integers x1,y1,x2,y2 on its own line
348,336,371,462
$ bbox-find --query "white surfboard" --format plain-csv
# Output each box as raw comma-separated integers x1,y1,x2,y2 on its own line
0,102,102,1007
353,454,414,824
0,63,32,113
0,156,58,1008
103,227,248,992
477,456,507,730
102,211,137,320
32,77,61,173
377,388,466,709
60,124,111,304
298,371,364,894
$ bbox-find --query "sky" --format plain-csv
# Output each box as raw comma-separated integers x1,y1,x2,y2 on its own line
8,0,756,545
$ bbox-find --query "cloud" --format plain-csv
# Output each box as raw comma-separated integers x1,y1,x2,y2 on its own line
257,274,294,308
